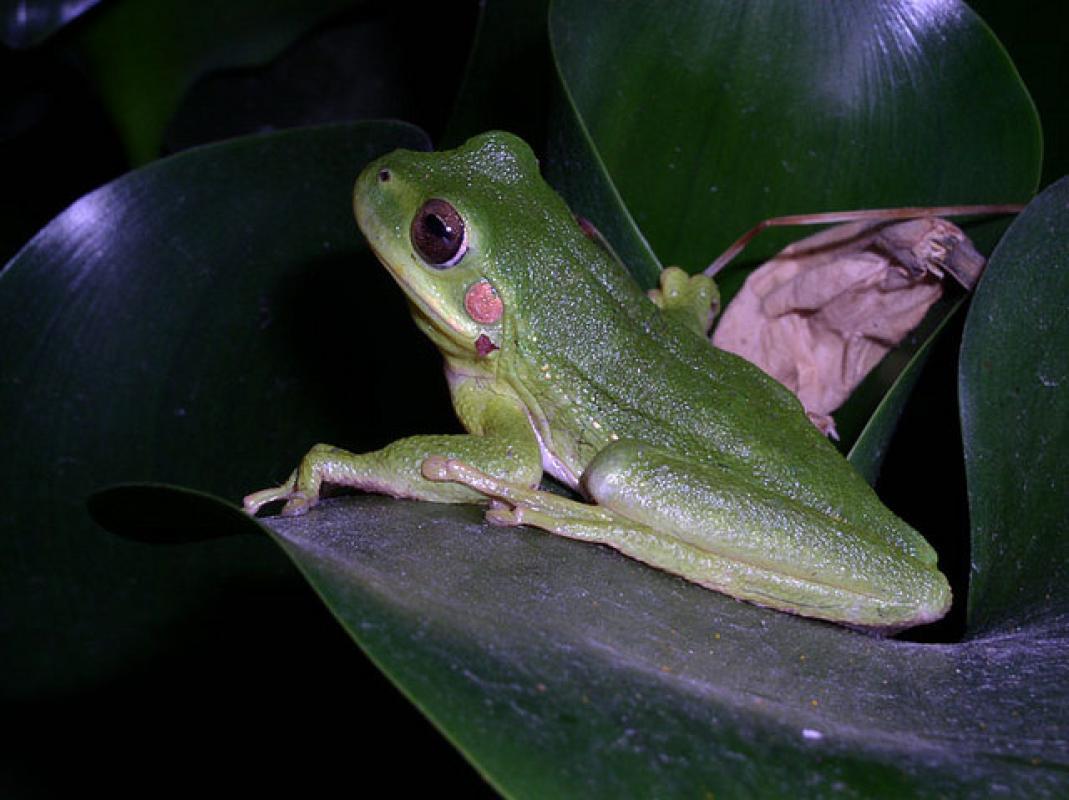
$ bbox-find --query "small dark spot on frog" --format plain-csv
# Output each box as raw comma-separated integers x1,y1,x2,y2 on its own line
378,169,391,182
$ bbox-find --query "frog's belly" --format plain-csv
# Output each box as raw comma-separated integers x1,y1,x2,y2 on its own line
525,408,582,490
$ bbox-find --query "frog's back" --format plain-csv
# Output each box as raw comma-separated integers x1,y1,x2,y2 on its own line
514,227,815,470
504,206,933,564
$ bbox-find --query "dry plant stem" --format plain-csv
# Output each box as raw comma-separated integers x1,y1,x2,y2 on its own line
705,204,1026,278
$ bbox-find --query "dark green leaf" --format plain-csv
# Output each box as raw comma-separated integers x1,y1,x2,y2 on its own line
847,300,964,480
441,0,662,285
76,0,360,163
550,0,1040,278
544,67,663,289
257,493,1069,798
969,0,1069,188
0,0,101,48
0,43,127,263
166,3,479,155
960,177,1069,634
0,121,431,696
549,0,1040,455
441,0,553,150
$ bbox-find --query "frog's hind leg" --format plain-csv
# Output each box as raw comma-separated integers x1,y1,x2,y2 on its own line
424,440,949,629
579,440,949,627
420,455,618,531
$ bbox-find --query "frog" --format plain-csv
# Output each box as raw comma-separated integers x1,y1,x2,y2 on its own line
244,131,951,630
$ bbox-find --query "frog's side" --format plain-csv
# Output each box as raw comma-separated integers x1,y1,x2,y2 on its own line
245,131,951,630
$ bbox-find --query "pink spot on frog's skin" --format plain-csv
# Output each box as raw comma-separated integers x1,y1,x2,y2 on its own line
575,214,599,240
465,280,503,324
575,214,612,256
475,334,499,357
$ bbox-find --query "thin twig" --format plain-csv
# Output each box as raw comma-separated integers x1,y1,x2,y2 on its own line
704,203,1025,276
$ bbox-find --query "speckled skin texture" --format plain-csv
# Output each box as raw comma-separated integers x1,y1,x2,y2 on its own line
246,132,950,629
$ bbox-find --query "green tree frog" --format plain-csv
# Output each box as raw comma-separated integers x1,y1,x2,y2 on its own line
245,132,951,630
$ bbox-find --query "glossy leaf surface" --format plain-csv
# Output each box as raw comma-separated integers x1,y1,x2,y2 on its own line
961,176,1069,634
550,0,1040,277
0,121,431,696
249,489,1068,798
0,0,100,47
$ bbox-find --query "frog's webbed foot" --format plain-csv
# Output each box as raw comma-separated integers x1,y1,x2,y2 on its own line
243,470,306,516
648,266,720,336
421,456,614,532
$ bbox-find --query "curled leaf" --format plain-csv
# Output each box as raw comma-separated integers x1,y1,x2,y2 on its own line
713,218,982,436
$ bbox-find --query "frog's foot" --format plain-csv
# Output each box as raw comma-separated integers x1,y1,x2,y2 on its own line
421,456,614,531
647,266,719,336
243,471,303,516
243,443,356,517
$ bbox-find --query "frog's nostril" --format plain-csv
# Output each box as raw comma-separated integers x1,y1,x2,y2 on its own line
378,169,391,183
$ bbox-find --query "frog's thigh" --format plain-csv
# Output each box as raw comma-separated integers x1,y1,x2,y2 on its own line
578,439,947,625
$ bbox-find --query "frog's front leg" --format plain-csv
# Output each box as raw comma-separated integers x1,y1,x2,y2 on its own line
427,439,950,629
647,266,719,336
244,379,541,516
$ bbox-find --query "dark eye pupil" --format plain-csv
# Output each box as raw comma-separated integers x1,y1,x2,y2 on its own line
412,198,466,267
424,213,451,239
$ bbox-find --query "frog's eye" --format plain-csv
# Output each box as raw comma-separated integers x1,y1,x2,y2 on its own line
411,199,467,268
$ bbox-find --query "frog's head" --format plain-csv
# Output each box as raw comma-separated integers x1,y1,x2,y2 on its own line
354,131,558,363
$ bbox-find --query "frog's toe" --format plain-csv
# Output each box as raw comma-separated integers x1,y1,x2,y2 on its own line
485,500,523,526
280,491,315,516
243,470,300,516
243,487,286,515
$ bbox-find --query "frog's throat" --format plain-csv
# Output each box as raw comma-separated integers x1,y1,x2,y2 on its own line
412,305,485,364
366,240,471,351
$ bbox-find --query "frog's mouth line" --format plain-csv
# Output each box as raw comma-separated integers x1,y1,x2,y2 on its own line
364,237,470,347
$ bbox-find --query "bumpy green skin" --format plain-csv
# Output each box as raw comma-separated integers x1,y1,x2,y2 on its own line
245,132,951,630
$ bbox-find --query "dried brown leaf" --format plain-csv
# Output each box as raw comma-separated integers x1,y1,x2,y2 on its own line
712,218,983,437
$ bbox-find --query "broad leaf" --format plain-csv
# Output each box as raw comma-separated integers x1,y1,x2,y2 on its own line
0,0,101,48
544,67,663,289
0,121,431,697
547,0,1040,455
441,0,553,151
76,0,360,163
550,0,1040,278
244,491,1065,798
961,176,1069,634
